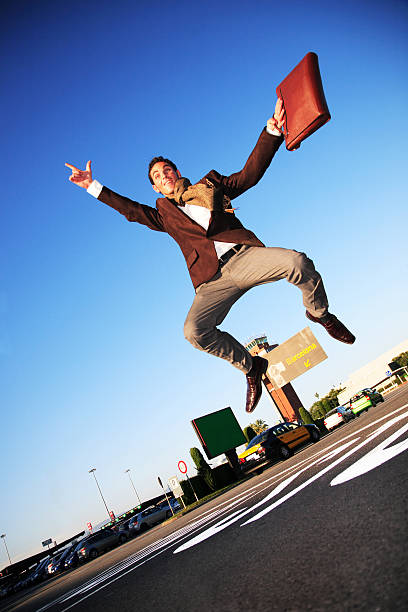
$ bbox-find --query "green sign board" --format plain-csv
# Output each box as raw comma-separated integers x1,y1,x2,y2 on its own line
191,407,246,460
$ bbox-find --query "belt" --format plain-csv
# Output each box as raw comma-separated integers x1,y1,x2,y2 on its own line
218,244,243,267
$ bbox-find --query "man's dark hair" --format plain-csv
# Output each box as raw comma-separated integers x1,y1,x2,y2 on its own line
148,156,178,184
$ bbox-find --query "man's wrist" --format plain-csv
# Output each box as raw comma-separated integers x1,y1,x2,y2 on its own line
266,125,282,137
87,179,103,198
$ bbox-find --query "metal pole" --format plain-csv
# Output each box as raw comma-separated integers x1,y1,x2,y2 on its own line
1,534,11,565
157,477,175,516
88,469,111,520
125,469,142,506
186,472,199,503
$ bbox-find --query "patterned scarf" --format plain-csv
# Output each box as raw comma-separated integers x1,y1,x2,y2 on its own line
169,177,234,212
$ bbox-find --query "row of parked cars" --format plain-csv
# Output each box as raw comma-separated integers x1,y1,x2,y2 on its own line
0,499,180,599
238,388,386,468
324,388,384,431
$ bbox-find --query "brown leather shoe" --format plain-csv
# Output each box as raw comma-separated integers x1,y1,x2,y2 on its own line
306,311,356,344
245,356,268,413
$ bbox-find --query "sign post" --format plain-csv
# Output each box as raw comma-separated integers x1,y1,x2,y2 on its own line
168,476,186,508
157,476,175,516
178,461,199,503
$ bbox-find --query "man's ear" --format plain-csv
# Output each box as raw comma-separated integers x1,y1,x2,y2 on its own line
176,169,181,178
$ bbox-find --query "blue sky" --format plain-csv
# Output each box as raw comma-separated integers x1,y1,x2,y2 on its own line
1,0,407,563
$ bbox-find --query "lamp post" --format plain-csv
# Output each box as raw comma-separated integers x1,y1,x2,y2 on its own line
125,469,142,506
88,468,111,520
1,534,11,565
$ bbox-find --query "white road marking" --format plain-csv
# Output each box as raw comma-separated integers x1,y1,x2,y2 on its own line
330,422,408,485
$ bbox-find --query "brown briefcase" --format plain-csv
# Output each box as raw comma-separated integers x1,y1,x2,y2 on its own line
276,52,331,151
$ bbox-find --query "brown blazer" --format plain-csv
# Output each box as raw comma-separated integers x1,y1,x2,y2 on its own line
97,128,283,289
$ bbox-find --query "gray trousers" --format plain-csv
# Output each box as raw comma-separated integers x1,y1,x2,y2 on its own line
184,246,328,374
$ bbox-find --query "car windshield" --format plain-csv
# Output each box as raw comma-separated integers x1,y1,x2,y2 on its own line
271,424,290,435
74,539,87,551
246,432,269,450
352,393,364,401
282,422,298,430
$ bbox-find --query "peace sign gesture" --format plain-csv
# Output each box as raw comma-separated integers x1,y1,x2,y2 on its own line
65,160,93,190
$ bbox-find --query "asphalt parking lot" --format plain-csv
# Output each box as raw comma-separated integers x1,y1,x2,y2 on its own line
2,384,408,612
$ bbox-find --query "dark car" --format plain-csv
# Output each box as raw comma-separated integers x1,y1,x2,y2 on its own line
116,518,133,538
239,421,320,465
336,404,355,422
77,528,127,562
27,557,51,585
64,541,85,569
47,543,78,575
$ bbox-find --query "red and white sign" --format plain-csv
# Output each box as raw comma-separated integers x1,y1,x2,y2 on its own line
178,460,187,474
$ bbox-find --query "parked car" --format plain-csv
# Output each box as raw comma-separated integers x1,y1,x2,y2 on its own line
77,528,127,562
336,405,355,422
46,543,78,575
128,501,179,535
64,540,86,569
324,408,345,431
27,557,51,585
348,388,384,415
238,421,320,465
116,518,133,539
45,552,65,576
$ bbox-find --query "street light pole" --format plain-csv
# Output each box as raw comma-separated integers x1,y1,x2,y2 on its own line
88,468,111,520
125,469,142,506
1,534,11,565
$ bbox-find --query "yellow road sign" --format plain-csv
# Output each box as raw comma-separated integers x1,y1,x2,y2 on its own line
264,327,327,388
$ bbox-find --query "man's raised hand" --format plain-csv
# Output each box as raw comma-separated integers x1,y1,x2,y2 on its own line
65,160,93,190
267,97,285,133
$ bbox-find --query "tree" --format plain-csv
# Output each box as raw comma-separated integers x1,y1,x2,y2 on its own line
310,401,326,420
299,406,314,424
189,447,215,491
243,426,257,443
309,386,345,416
250,419,269,434
190,447,208,470
392,351,408,368
321,399,332,415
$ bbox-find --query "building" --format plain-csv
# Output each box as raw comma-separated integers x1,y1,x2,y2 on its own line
337,339,408,405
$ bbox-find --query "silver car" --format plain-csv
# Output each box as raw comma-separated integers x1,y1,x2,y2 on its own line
128,501,179,535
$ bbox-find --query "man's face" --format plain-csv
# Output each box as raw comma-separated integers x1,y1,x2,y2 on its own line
150,161,180,196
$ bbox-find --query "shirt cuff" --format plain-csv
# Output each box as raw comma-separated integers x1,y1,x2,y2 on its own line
266,125,283,137
87,180,103,198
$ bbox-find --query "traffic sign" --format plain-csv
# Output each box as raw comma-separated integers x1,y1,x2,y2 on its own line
178,461,187,474
42,538,52,547
168,475,184,498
